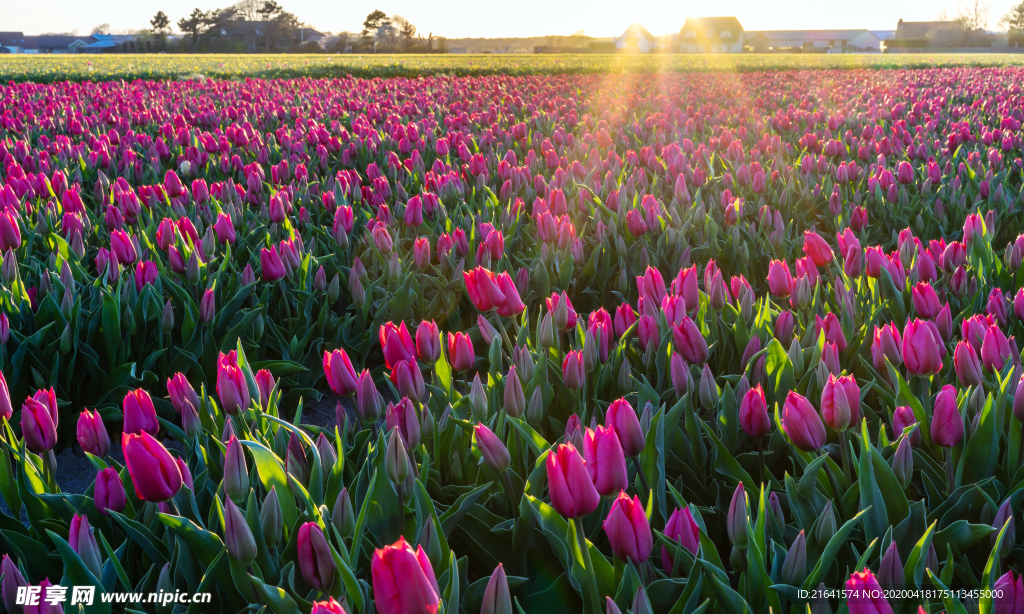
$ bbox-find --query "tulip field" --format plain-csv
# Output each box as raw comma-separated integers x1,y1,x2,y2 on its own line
2,64,1024,614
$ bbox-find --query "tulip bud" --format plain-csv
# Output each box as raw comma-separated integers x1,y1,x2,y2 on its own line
224,497,257,565
583,330,598,373
386,429,410,485
699,364,717,409
814,501,837,545
470,374,489,421
69,513,103,578
224,436,249,504
161,300,175,333
200,288,215,324
261,486,284,547
539,313,555,348
503,367,525,418
527,386,546,424
481,564,512,614
891,435,913,488
640,402,653,436
726,483,748,549
417,519,442,569
475,424,511,472
618,358,633,395
781,531,807,586
670,354,688,398
185,250,200,284
877,541,904,591
1,251,17,284
606,597,624,614
356,370,383,424
992,498,1015,554
332,488,355,538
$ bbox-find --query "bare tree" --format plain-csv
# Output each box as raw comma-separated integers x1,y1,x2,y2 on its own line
231,0,262,21
91,23,111,35
571,29,586,48
957,0,991,30
392,15,416,50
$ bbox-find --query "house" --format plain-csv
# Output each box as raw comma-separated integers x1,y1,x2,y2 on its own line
0,32,39,54
615,24,657,53
79,34,135,53
745,30,882,53
678,17,744,53
35,35,95,54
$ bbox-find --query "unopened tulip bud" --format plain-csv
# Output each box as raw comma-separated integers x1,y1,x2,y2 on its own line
481,564,512,614
726,483,748,549
605,597,624,614
583,330,598,373
386,429,410,485
222,436,249,503
470,374,488,421
539,313,555,348
261,487,283,547
618,359,633,395
503,366,525,418
1,251,17,284
699,364,717,408
224,497,257,565
475,424,511,472
418,520,442,569
891,435,913,488
200,288,215,324
69,513,103,578
180,400,202,437
326,273,340,304
992,498,1015,553
671,354,688,397
794,275,812,309
527,386,546,424
332,488,355,538
640,402,653,435
314,266,327,293
781,531,807,586
814,501,837,545
877,541,903,591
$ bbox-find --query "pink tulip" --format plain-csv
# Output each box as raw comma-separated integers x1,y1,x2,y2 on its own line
217,351,251,415
546,443,600,518
931,385,964,448
134,261,158,293
605,398,644,457
298,522,336,592
992,571,1024,614
371,537,440,614
379,322,416,370
892,406,920,446
911,282,941,319
562,350,585,389
448,332,475,371
167,373,201,416
22,389,59,453
214,213,236,244
416,320,441,363
902,319,943,376
662,506,700,572
546,292,578,331
464,266,506,312
820,374,860,432
603,491,652,564
260,246,287,281
740,385,770,438
871,323,903,370
846,568,893,614
954,341,983,386
767,260,794,298
802,231,834,266
981,324,1013,372
324,349,358,395
672,317,709,365
583,426,628,497
255,369,275,409
94,467,126,516
123,431,182,502
782,391,826,452
77,409,110,457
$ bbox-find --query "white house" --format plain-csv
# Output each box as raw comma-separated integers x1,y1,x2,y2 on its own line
745,30,882,52
615,24,657,53
678,17,744,53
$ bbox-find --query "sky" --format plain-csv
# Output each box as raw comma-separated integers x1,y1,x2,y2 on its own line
5,0,1015,39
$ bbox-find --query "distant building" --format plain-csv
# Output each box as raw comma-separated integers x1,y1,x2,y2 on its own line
0,32,39,54
35,35,95,54
79,34,135,53
745,30,883,53
895,20,961,39
615,24,657,53
679,17,744,53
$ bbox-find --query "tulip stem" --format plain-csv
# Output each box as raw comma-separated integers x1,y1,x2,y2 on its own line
397,482,406,539
632,456,651,498
756,439,766,487
945,447,956,494
573,517,601,613
819,451,843,523
501,470,517,514
839,430,851,484
494,314,515,360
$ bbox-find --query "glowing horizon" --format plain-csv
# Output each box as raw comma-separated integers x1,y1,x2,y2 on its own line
5,0,1017,40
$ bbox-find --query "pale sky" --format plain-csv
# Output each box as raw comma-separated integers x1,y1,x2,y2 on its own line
5,0,1015,39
